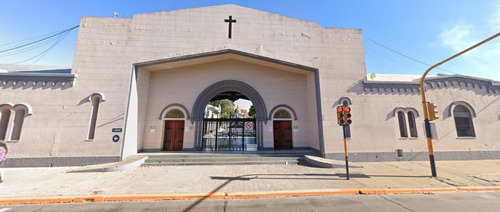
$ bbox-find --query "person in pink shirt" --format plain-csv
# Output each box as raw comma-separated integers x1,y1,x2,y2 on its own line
0,142,7,183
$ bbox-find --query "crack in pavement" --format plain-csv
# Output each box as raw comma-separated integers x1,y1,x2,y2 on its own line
378,195,416,212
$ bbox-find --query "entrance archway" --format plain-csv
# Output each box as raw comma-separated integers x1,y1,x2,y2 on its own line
192,80,267,150
202,93,256,151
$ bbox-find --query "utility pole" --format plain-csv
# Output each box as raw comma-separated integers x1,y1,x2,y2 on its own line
337,106,352,180
420,32,500,177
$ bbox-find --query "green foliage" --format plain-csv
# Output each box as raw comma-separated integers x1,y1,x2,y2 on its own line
370,73,376,79
208,100,220,107
208,99,235,118
248,105,256,117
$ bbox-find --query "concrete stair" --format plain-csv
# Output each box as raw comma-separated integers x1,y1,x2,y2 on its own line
140,150,319,166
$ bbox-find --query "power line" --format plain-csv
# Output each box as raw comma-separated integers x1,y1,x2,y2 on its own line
0,25,79,68
0,27,70,48
11,31,68,65
0,25,79,55
365,46,423,71
364,35,458,74
365,51,398,73
364,35,434,67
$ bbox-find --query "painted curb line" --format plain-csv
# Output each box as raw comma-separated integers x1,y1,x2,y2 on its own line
225,189,360,199
358,187,458,195
1,186,500,205
104,193,227,201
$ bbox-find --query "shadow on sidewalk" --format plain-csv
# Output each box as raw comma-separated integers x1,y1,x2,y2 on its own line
182,172,432,211
182,173,341,211
210,173,342,181
334,173,430,178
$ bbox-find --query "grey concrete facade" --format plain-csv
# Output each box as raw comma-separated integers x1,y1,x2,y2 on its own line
0,4,499,166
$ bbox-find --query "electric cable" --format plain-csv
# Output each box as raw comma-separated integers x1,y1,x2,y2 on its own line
365,46,424,71
0,27,70,48
364,35,459,75
11,31,67,65
0,25,79,68
365,51,398,73
0,25,78,55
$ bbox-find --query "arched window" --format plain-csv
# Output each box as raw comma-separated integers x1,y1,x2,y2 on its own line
87,94,103,140
273,109,291,119
397,111,408,138
407,111,417,138
0,104,31,141
165,109,185,119
10,109,25,140
453,105,475,137
394,107,419,139
0,109,11,140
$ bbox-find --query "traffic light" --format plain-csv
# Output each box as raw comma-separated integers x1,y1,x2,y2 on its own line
427,102,439,121
344,107,352,125
337,106,345,125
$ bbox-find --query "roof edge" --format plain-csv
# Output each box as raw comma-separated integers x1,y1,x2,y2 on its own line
134,49,318,72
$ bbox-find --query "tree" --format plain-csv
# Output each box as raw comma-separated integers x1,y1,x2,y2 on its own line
248,105,256,117
208,100,220,107
208,99,235,118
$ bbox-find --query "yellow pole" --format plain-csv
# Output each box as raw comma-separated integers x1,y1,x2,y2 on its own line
343,125,349,180
420,32,500,177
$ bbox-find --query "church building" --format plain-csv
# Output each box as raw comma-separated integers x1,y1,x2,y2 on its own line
1,5,499,167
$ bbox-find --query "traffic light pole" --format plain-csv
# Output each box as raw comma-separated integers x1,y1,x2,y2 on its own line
420,32,500,178
342,125,350,180
337,106,351,180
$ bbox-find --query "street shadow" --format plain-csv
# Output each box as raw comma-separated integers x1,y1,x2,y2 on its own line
182,173,341,212
297,161,364,169
210,173,341,181
183,171,431,211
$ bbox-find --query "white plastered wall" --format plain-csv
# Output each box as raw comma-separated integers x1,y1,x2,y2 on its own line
140,59,316,150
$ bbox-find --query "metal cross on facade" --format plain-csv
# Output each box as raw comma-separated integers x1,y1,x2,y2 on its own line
224,15,236,38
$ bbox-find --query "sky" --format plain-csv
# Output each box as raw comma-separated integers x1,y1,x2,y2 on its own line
1,0,500,81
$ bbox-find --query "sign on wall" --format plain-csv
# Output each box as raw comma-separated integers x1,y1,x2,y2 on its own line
245,122,253,130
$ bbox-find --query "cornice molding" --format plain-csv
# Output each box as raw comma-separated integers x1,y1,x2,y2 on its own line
0,73,77,88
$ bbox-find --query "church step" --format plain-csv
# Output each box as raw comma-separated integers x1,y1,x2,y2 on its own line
142,150,317,157
144,154,309,159
138,150,319,166
140,153,313,166
142,159,303,166
144,156,303,163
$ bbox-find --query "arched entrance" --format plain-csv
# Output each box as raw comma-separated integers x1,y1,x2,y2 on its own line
192,80,267,150
202,94,256,151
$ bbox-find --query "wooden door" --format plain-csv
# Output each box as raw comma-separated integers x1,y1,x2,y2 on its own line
163,120,184,151
273,121,293,150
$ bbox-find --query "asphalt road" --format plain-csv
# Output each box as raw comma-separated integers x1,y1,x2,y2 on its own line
2,192,500,212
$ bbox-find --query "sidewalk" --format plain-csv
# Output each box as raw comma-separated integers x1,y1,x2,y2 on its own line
1,159,499,204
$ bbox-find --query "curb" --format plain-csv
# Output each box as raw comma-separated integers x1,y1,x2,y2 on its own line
1,186,500,205
225,189,360,199
67,156,148,173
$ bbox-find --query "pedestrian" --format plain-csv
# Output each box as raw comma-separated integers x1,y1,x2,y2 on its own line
0,141,7,183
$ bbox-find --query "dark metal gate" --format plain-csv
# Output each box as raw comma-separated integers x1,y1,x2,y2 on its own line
202,118,256,151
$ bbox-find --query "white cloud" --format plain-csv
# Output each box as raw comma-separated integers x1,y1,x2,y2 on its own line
438,5,500,81
440,22,475,52
489,5,500,31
